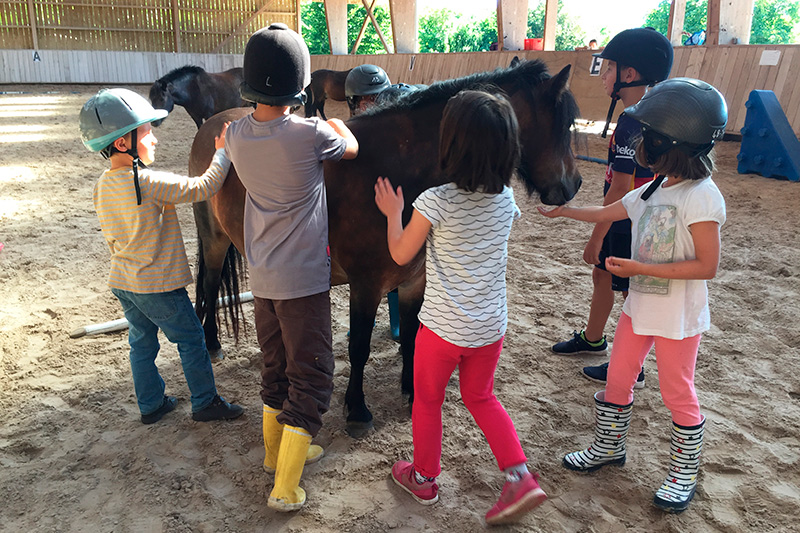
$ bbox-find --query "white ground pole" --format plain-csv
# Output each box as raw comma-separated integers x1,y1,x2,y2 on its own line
69,291,254,339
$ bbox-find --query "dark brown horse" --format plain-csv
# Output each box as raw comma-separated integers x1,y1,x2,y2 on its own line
190,59,582,437
149,65,250,128
304,68,352,120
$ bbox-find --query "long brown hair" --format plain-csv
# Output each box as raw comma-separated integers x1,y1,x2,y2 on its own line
438,90,520,194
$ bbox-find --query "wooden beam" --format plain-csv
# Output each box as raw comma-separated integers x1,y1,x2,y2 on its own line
296,0,302,37
26,0,38,50
719,0,755,45
325,0,348,55
496,0,504,51
543,0,557,51
706,0,721,46
389,0,417,54
171,0,181,53
499,0,527,51
211,0,276,54
667,0,686,46
362,0,392,53
351,0,376,54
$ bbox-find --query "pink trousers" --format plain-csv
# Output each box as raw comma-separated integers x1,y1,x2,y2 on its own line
605,312,703,426
411,325,527,478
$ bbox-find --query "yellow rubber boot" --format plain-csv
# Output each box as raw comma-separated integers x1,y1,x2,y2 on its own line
262,406,325,474
262,405,283,473
268,425,312,511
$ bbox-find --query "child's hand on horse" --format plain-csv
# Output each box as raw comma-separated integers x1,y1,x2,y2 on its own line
537,205,566,218
214,122,230,150
374,177,404,219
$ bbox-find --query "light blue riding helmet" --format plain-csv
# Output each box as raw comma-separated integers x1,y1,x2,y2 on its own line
79,88,167,152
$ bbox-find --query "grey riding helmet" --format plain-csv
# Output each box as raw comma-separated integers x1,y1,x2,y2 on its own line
375,83,418,106
79,88,167,153
625,77,727,161
345,65,391,98
240,23,311,106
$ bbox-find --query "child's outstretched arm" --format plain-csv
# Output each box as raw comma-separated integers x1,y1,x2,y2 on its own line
537,199,627,223
374,177,431,265
326,118,359,160
605,221,721,280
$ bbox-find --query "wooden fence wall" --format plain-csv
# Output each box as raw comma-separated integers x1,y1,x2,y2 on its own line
0,0,298,54
1,45,799,137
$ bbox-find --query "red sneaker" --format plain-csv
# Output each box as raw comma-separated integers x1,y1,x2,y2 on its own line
391,460,439,505
485,472,547,525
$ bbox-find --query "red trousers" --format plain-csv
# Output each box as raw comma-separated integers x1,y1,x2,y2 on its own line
411,325,527,478
605,312,703,426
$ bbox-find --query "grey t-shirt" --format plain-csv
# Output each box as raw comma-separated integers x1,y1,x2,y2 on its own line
226,113,347,299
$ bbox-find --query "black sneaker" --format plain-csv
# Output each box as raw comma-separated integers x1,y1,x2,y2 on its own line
551,330,608,355
582,362,645,389
192,395,244,422
141,395,178,425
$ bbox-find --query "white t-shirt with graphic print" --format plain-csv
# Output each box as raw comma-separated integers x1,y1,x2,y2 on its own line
413,183,521,348
621,177,726,340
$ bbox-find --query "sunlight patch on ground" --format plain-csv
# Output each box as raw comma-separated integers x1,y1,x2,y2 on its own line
0,196,42,218
0,95,68,106
0,166,36,183
0,110,59,118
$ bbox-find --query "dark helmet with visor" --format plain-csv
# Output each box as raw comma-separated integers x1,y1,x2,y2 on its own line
345,64,391,98
240,23,311,106
596,28,674,137
625,77,727,162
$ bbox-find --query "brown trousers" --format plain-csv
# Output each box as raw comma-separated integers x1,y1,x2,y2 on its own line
254,291,334,437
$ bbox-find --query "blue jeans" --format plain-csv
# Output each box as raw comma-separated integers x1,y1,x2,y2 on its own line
112,287,217,415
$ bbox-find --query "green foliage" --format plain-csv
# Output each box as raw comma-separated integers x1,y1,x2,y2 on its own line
301,1,393,55
448,15,497,52
751,0,800,44
418,9,452,53
645,0,799,44
527,0,586,51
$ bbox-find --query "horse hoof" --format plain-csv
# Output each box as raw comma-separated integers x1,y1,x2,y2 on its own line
209,348,225,363
346,420,374,439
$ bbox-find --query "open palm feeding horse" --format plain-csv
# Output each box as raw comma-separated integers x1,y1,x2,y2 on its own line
190,59,582,438
304,68,352,120
149,65,250,128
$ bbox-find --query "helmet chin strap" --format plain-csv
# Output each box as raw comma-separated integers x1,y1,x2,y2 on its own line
124,127,147,206
601,68,652,138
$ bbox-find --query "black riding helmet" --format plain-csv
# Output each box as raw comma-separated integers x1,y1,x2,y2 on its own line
345,65,391,98
626,78,727,199
240,23,310,107
596,28,674,137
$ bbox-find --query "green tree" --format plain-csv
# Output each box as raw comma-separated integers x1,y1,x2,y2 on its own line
645,0,707,38
418,9,452,53
449,15,497,52
527,0,586,51
751,0,800,44
301,1,393,55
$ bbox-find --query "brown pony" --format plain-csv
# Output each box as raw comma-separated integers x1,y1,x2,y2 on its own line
190,59,582,437
304,68,352,120
148,65,250,128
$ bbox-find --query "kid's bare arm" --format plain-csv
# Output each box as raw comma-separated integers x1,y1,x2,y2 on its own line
326,118,359,160
537,199,628,224
374,177,431,265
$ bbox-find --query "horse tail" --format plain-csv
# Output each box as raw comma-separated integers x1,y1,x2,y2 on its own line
304,83,315,118
195,240,245,344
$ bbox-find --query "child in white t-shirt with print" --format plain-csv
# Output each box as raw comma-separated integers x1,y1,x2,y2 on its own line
538,78,728,513
375,90,547,526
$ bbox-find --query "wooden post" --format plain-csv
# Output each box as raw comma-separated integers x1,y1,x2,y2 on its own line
543,0,557,51
706,0,721,46
389,0,418,53
171,0,182,53
499,0,528,51
719,0,755,45
324,0,348,55
667,0,687,46
496,0,504,51
27,0,39,50
296,0,302,36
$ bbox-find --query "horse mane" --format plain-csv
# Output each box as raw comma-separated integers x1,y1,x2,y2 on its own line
157,65,206,85
362,59,579,146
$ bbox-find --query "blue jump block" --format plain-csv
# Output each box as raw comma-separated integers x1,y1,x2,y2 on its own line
737,90,800,182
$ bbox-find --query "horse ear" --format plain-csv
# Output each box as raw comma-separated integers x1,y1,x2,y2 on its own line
510,56,521,68
546,64,571,99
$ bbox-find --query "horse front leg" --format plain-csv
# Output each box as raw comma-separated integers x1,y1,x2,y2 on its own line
192,201,230,361
398,273,425,407
344,282,382,439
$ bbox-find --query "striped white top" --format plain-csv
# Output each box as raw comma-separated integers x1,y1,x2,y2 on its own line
93,149,230,293
413,183,521,348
